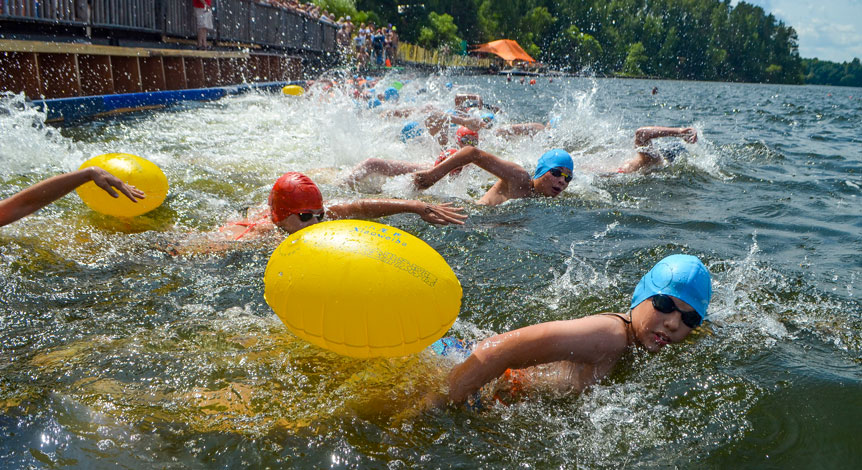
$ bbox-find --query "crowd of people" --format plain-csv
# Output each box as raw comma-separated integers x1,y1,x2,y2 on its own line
261,0,339,24
191,1,398,69
254,1,400,70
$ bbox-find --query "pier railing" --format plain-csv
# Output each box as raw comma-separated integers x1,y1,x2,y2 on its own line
0,0,338,53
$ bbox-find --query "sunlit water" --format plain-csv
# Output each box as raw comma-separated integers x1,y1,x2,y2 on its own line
1,75,860,468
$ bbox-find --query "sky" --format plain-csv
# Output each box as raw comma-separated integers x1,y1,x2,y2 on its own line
733,1,862,62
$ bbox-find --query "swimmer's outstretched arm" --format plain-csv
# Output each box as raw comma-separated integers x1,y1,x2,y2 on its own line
0,167,145,227
634,126,697,147
447,316,628,403
343,158,431,189
494,122,546,138
454,93,482,110
449,115,486,132
616,127,697,174
413,146,531,194
328,199,467,226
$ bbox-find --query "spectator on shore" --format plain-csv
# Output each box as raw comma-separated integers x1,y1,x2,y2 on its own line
372,27,386,66
193,0,214,50
386,26,399,65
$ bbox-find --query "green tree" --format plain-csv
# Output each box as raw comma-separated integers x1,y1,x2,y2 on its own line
547,25,603,72
418,12,462,50
622,42,647,76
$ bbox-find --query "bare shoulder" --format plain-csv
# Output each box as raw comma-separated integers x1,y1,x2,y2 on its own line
558,314,630,356
477,180,510,206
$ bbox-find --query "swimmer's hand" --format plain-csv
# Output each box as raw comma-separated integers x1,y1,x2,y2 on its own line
417,202,467,226
680,127,698,144
89,166,146,202
412,169,439,190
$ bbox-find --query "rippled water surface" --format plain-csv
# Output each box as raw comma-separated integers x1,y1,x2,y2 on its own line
1,76,860,468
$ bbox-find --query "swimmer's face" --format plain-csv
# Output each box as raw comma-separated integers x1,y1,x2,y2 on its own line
631,295,695,352
275,210,325,234
533,167,571,197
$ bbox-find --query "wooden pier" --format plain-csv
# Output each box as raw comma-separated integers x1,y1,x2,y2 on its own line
0,39,302,100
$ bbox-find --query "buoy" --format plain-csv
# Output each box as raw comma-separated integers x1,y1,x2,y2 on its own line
264,220,462,358
76,153,168,217
282,84,305,96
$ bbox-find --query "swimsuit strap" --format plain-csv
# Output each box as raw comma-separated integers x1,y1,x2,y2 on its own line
220,210,272,241
601,312,632,325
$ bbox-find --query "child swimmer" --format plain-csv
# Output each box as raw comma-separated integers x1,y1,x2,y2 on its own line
169,172,466,251
445,254,712,404
347,129,575,207
252,171,466,234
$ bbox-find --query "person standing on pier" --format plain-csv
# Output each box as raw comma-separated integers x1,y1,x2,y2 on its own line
193,0,214,50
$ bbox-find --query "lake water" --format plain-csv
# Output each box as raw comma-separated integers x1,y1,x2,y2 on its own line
1,76,860,468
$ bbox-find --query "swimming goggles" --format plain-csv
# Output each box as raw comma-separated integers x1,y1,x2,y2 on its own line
458,135,479,146
548,168,573,183
297,212,325,222
651,294,702,329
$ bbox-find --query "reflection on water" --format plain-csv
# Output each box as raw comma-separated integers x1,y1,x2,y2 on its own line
1,75,861,467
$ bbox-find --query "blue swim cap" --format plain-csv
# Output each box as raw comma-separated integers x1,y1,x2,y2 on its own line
368,98,382,108
481,112,495,122
534,149,574,178
445,82,453,89
630,254,712,319
400,121,424,142
384,87,399,101
547,116,561,128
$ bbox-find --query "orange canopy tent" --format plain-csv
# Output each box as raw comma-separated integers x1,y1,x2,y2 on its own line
472,39,535,63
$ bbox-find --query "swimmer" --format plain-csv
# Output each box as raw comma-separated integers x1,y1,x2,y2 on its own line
345,124,482,188
446,254,712,404
381,109,486,147
615,126,697,174
415,147,574,206
347,147,574,207
168,172,466,255
0,167,145,227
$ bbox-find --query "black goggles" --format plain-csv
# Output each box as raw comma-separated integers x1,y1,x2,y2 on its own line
651,294,702,329
549,168,573,183
297,212,325,222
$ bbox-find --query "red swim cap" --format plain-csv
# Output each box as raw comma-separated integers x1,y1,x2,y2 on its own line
455,126,479,147
434,148,462,176
268,172,323,223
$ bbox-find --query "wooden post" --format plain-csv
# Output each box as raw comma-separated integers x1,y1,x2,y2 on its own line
112,56,143,94
163,56,187,90
0,51,43,98
78,55,115,96
140,56,167,92
37,53,82,98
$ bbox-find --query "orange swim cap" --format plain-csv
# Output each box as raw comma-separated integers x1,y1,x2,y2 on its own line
455,126,479,147
434,148,463,176
268,172,323,223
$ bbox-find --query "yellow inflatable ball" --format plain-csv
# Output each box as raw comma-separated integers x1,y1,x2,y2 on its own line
76,153,168,217
282,84,305,96
264,220,462,358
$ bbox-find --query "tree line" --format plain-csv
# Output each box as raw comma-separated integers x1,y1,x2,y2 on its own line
317,0,858,87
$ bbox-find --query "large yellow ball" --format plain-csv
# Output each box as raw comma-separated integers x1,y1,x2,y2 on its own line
282,84,305,96
264,220,462,358
76,153,168,217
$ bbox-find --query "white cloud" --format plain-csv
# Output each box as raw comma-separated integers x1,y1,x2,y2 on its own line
730,0,862,61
